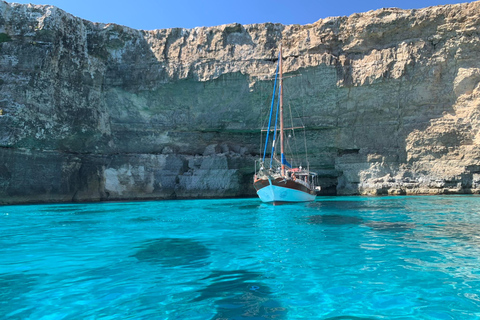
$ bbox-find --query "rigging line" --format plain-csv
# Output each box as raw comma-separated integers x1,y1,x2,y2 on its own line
260,129,263,161
285,131,294,167
303,126,310,170
299,104,310,170
262,52,280,163
288,102,300,167
290,96,308,167
259,86,265,159
270,92,280,169
303,120,309,169
282,77,298,167
283,128,294,166
298,75,309,171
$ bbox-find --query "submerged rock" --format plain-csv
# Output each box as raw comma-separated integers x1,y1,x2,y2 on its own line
0,273,41,318
192,270,287,319
365,221,415,232
324,316,377,320
308,214,363,225
132,238,210,268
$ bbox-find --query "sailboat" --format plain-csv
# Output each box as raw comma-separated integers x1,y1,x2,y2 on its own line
253,45,319,204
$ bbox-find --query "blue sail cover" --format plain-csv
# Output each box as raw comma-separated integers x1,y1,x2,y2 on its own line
281,154,292,168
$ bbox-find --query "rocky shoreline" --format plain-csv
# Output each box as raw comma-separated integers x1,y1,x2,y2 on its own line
1,1,480,204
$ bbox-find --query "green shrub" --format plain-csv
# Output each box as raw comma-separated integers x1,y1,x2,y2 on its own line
0,33,11,43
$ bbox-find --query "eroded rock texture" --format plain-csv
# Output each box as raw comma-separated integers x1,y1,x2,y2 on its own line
1,1,480,203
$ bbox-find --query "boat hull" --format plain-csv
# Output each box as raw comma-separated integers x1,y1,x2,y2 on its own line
254,178,316,203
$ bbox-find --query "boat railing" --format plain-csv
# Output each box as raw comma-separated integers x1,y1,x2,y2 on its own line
294,178,310,189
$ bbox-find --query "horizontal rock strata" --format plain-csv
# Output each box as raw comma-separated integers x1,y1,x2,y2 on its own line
1,1,480,203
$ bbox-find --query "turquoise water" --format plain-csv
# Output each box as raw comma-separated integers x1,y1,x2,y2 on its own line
1,196,480,319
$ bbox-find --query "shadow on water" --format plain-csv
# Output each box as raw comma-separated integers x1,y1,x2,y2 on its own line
431,222,480,245
307,214,416,235
40,206,105,215
306,202,415,233
40,205,85,213
70,209,115,215
237,204,264,211
324,316,377,320
307,214,364,225
364,221,415,233
55,219,100,226
41,204,132,216
207,202,262,212
129,216,156,222
0,273,40,318
307,200,404,212
192,270,287,320
132,238,210,268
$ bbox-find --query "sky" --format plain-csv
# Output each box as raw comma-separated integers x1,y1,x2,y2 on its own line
9,0,474,30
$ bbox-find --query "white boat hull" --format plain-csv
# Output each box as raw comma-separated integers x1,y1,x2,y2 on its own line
256,184,316,203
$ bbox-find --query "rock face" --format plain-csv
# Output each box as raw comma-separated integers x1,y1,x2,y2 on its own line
1,1,480,203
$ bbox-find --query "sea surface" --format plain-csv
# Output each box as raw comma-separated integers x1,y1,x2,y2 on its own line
1,196,480,319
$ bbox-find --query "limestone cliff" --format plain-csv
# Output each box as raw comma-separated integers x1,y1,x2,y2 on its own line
1,1,480,203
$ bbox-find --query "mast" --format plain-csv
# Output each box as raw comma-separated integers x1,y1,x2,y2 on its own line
279,44,285,177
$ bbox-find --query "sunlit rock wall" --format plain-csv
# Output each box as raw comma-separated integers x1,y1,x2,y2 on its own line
1,0,480,203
